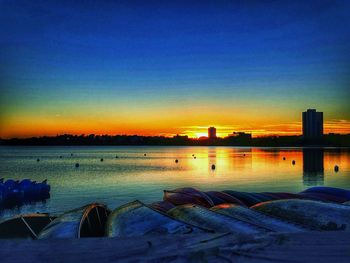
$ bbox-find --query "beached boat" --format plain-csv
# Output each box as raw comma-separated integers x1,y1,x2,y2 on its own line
150,200,175,213
106,200,209,237
300,186,350,203
38,203,110,238
0,214,55,239
222,190,266,206
168,204,267,234
164,187,214,207
211,203,306,232
252,199,350,231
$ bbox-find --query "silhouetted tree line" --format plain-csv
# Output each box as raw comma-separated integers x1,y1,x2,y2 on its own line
1,134,349,146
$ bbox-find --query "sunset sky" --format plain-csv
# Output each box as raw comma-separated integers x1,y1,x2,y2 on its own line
1,0,350,138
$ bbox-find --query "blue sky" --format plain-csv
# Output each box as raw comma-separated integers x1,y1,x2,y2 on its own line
0,0,349,137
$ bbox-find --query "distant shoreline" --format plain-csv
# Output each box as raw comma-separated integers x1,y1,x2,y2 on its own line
1,133,350,147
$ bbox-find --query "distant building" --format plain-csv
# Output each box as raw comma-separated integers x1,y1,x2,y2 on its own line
208,127,216,139
302,109,323,138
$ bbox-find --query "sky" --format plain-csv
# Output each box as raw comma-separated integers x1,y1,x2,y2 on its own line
0,0,350,138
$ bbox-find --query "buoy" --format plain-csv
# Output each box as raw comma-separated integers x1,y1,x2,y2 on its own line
75,163,79,168
283,157,286,160
334,165,339,172
211,164,216,170
36,158,40,162
292,160,296,165
175,159,178,163
100,158,104,162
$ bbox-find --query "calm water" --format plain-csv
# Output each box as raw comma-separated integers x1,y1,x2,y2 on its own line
1,146,350,218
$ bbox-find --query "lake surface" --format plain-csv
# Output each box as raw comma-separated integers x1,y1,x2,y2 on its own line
1,146,349,218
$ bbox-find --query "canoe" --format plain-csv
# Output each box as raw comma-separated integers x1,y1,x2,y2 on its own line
204,191,246,206
222,190,262,206
252,199,350,231
150,200,175,213
299,192,348,203
164,187,214,207
106,200,209,237
262,192,302,200
301,187,350,201
211,203,306,233
168,204,266,234
249,193,277,203
0,214,55,239
38,203,110,238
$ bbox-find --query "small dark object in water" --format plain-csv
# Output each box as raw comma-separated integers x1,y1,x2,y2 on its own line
211,164,216,170
283,157,286,160
175,159,178,163
36,158,40,162
115,155,119,158
194,156,196,159
144,154,147,156
292,160,296,165
59,156,62,158
243,154,246,156
71,153,73,156
192,154,195,157
100,158,104,162
334,165,339,172
75,163,79,168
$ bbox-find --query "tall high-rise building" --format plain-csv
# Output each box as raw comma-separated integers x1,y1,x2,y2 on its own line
208,127,216,139
302,109,323,138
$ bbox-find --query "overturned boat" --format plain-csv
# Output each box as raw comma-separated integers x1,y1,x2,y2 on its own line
164,188,215,208
38,203,110,239
252,199,350,231
168,204,267,234
210,203,306,232
299,186,350,203
0,213,55,239
106,200,209,237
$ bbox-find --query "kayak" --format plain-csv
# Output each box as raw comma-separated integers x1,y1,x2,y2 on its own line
106,200,209,237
